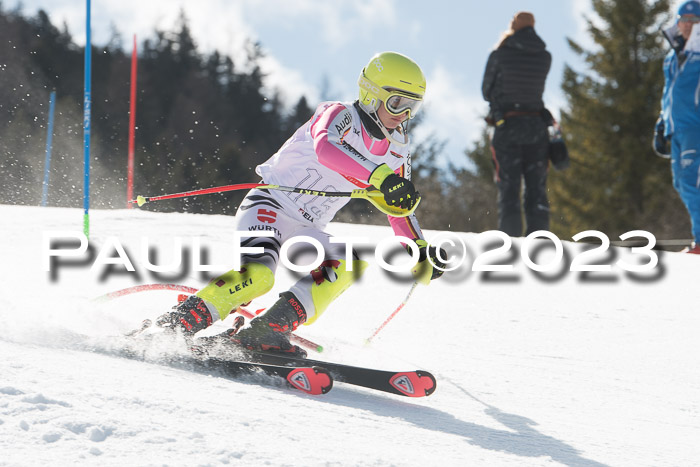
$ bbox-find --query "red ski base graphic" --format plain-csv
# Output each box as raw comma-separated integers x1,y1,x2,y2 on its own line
286,367,333,395
389,371,437,397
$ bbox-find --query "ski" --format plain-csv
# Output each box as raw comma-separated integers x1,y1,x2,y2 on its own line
204,345,436,398
183,356,334,396
95,336,333,396
252,352,435,397
120,323,433,397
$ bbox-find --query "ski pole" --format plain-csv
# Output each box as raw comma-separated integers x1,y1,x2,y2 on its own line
129,182,420,217
365,281,419,343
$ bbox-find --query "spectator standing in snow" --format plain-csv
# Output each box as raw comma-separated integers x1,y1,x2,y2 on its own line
481,12,552,237
655,0,700,254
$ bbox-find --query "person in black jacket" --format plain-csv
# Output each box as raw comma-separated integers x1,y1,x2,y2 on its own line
482,12,552,237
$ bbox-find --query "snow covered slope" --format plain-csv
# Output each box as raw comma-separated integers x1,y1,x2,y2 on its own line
1,204,698,466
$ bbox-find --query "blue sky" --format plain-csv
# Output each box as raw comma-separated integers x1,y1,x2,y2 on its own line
6,0,684,168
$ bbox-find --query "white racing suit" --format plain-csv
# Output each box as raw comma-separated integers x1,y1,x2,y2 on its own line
202,101,425,325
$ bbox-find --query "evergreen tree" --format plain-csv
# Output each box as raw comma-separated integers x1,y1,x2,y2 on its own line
0,7,304,213
550,0,690,239
283,96,313,136
417,127,499,233
0,5,453,227
465,127,497,185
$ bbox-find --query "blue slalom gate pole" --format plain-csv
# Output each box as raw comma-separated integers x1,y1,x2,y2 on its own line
83,0,92,236
41,90,56,207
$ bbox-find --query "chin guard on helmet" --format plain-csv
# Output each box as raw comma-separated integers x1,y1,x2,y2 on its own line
361,109,411,147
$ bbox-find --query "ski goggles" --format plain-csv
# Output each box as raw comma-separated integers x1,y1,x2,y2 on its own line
358,75,423,119
678,15,700,23
384,93,423,117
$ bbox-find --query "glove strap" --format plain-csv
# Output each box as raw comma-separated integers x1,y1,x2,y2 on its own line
368,163,395,188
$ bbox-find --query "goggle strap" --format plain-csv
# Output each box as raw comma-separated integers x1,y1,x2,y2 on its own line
358,74,422,103
358,74,391,102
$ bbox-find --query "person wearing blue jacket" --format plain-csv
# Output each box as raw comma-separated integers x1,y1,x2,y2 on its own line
655,0,700,254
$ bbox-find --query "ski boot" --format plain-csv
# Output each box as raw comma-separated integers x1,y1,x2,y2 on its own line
156,295,214,335
231,291,308,358
683,242,700,254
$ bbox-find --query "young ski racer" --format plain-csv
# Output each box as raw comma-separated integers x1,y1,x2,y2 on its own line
157,51,446,356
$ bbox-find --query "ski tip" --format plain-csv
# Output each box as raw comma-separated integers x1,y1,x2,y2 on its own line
286,366,333,395
390,371,437,397
417,370,437,397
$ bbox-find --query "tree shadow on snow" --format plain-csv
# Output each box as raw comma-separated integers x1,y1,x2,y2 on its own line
324,382,609,467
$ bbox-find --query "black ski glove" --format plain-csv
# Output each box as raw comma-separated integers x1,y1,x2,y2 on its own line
414,239,447,281
653,116,670,159
369,164,418,210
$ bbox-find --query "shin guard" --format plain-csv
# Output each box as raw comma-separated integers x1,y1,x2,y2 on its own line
304,259,369,325
196,263,274,321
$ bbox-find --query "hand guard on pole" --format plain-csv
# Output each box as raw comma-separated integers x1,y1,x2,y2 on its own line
653,116,670,159
369,164,419,211
411,239,447,284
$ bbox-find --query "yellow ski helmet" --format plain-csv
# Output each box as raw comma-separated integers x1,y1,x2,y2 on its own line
358,51,426,120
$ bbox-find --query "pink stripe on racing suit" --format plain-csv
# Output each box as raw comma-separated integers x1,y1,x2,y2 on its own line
255,101,424,241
